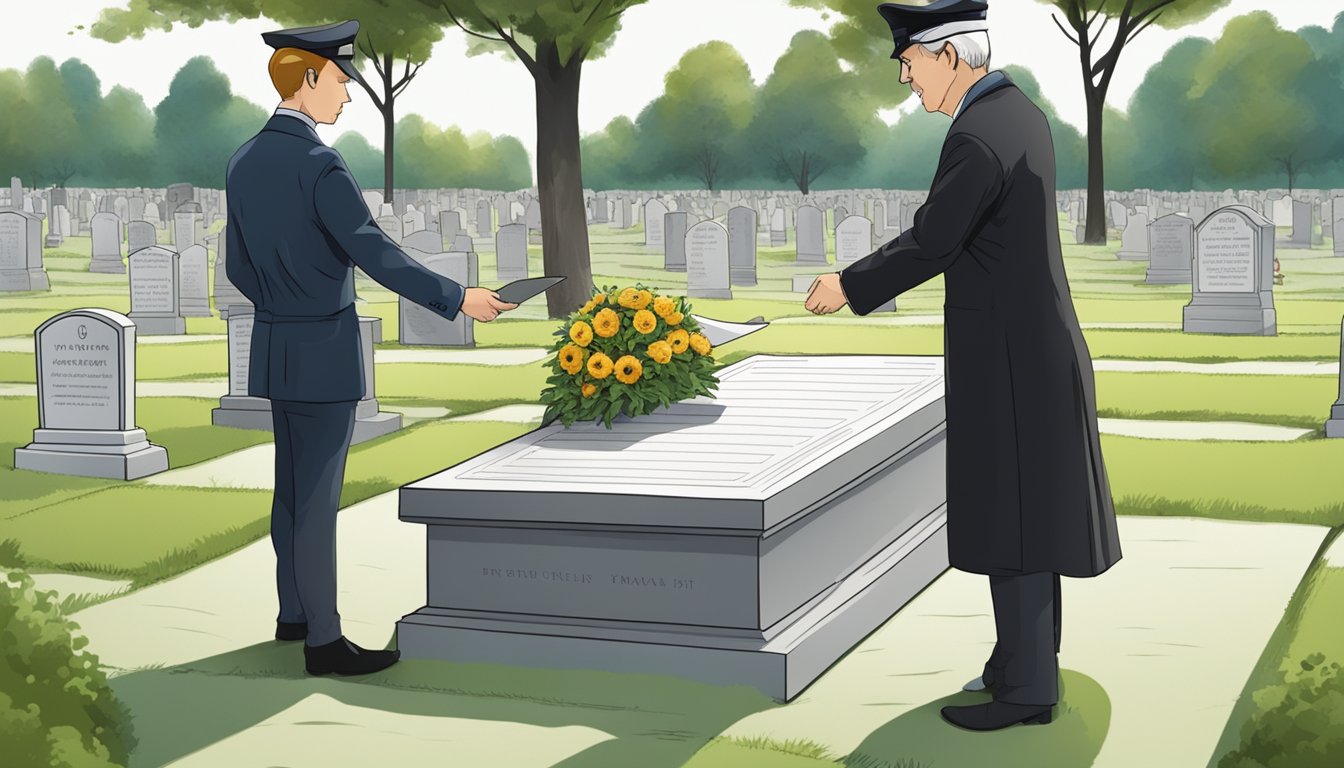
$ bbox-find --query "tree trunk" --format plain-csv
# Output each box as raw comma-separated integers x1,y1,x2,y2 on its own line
534,42,594,319
1083,90,1106,245
382,54,396,201
799,153,810,196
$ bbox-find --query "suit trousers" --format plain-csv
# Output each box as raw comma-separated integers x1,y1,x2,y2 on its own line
981,571,1062,706
269,398,358,647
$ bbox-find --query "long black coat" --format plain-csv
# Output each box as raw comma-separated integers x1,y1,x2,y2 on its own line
839,76,1121,578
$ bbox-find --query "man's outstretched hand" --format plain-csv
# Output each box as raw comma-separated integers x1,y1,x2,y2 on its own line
805,273,849,315
461,288,519,322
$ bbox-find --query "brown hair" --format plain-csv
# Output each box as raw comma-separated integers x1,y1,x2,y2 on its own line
268,47,331,99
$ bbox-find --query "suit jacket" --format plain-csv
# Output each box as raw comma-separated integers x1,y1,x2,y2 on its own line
224,114,465,402
838,74,1121,578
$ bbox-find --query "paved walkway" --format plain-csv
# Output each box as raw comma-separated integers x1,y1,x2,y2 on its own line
1096,418,1313,442
70,500,1325,768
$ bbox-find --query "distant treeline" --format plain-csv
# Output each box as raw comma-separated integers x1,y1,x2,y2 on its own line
0,56,531,191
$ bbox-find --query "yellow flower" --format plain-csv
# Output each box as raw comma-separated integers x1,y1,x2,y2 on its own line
581,382,598,398
559,344,585,375
569,320,594,347
633,309,657,335
579,300,596,315
635,289,653,310
592,292,607,306
667,329,690,354
593,308,621,338
614,355,643,384
665,310,684,326
617,287,641,308
652,296,676,319
689,333,712,356
647,340,672,364
587,352,614,379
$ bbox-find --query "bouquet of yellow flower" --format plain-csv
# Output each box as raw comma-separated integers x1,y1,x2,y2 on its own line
540,284,720,428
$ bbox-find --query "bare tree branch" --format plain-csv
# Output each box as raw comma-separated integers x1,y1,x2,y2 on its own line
441,1,508,44
1051,13,1082,46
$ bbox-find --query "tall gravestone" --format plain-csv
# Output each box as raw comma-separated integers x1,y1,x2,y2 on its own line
795,205,826,265
127,246,186,335
686,220,732,300
91,212,127,274
1145,213,1194,285
401,249,477,347
0,210,50,291
1334,200,1344,258
439,210,462,251
1183,205,1276,336
178,244,212,317
127,220,157,255
173,202,203,252
475,199,493,237
727,206,757,286
6,177,20,210
835,214,873,264
353,315,403,443
495,223,528,281
402,206,426,236
211,304,273,430
14,309,168,479
1285,199,1311,247
769,208,788,246
664,212,690,272
1116,211,1149,261
644,200,668,247
164,183,194,218
1322,317,1344,438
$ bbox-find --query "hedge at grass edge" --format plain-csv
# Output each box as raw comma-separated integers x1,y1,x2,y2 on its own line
1219,653,1344,768
1,569,135,768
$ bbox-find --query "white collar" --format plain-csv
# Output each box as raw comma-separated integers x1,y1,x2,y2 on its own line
275,107,318,131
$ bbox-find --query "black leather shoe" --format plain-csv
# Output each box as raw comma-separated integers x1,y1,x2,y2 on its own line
275,621,308,642
304,637,400,676
940,701,1053,731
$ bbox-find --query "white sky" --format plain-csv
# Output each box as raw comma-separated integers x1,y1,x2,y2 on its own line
4,0,1341,166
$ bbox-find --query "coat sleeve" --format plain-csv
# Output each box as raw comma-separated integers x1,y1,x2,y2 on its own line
313,156,466,321
223,187,263,306
839,132,1004,315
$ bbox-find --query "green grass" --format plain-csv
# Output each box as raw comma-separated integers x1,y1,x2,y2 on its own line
375,360,550,403
1095,372,1340,431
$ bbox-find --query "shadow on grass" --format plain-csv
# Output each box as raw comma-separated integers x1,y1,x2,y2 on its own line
841,671,1110,768
110,641,777,768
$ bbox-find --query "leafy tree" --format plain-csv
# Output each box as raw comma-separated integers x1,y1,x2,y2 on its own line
1187,12,1328,193
153,57,266,187
393,115,532,189
745,31,870,194
333,131,387,190
89,0,445,198
427,0,651,318
636,41,755,190
1037,0,1230,242
580,115,643,190
1122,36,1211,190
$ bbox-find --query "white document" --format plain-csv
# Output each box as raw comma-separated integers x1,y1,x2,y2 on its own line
690,314,768,347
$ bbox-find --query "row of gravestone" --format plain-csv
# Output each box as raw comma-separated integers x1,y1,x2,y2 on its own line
13,306,405,480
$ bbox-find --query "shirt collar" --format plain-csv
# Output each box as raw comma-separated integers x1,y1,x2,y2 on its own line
274,107,318,132
953,70,1008,120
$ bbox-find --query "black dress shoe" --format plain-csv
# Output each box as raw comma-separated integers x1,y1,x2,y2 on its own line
275,621,308,642
304,636,400,676
940,701,1053,731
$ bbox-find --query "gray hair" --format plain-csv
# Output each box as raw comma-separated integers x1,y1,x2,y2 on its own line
922,32,992,69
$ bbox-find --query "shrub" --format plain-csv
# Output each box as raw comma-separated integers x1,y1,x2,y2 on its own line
1219,653,1344,768
0,570,135,768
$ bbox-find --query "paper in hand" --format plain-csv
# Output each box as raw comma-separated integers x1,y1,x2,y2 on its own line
495,276,565,304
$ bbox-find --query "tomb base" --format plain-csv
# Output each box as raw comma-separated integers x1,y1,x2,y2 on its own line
1326,402,1344,439
89,257,127,274
0,268,50,291
1182,302,1276,336
128,314,186,335
211,395,273,430
1144,267,1192,285
14,428,168,480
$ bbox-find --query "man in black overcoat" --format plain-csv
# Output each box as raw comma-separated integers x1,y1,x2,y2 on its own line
806,0,1122,731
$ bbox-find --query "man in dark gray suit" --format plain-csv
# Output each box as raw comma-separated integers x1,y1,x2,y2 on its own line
225,20,517,676
807,0,1121,731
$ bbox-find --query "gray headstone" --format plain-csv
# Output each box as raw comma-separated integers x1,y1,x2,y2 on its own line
795,205,826,265
90,212,126,274
14,308,168,479
178,244,212,317
644,200,668,247
1325,316,1344,438
1116,211,1149,261
835,215,873,264
727,206,757,286
400,251,477,347
1183,205,1276,336
451,233,475,254
495,223,528,281
664,212,690,272
353,315,403,443
439,210,462,250
211,305,273,430
403,229,443,255
0,210,50,291
212,236,249,319
1145,213,1194,285
686,220,732,300
127,246,186,335
475,199,493,237
769,208,788,246
127,221,157,255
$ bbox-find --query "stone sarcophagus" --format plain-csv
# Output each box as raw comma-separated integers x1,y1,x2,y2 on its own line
396,355,949,700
